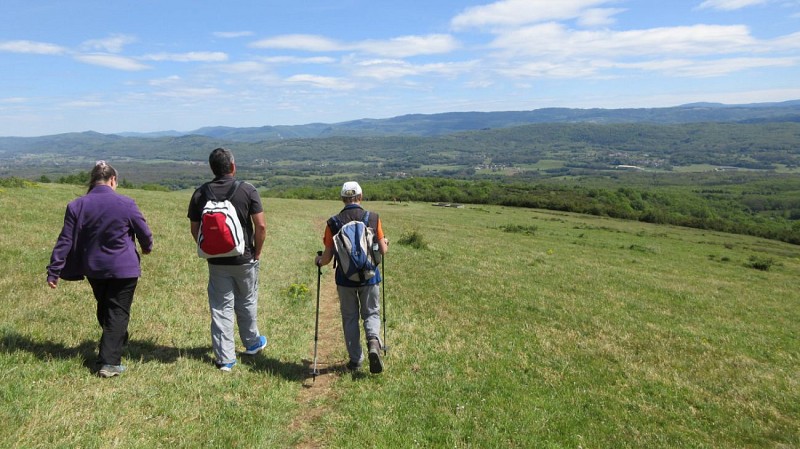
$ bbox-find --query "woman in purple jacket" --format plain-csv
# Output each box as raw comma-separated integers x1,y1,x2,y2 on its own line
47,161,153,378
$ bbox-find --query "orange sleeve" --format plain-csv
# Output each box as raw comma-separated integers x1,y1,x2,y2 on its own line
323,225,334,248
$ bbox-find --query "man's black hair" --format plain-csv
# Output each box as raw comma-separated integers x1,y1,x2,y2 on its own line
209,147,234,177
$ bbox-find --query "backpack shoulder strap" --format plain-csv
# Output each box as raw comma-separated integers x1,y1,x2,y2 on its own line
201,182,217,201
362,211,370,226
223,180,242,201
203,180,242,202
328,215,343,234
327,215,344,269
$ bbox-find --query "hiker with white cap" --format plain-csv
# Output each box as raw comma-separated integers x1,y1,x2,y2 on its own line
316,181,389,373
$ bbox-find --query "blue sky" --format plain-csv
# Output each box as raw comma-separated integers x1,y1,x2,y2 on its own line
1,0,799,137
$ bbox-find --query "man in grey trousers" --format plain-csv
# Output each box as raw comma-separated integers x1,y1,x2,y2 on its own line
188,147,268,371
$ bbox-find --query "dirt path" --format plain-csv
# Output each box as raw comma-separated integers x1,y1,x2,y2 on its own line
288,264,347,447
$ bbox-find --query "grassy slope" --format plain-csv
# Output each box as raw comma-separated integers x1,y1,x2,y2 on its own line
0,184,798,448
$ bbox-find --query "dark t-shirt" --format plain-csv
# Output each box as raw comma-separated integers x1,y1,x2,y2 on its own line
187,174,263,265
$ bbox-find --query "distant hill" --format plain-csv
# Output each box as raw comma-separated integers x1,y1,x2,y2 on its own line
108,100,800,142
2,100,800,163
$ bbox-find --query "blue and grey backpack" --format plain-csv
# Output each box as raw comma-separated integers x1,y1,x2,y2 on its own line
329,211,381,282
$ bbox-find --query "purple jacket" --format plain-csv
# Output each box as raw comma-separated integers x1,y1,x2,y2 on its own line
47,185,153,283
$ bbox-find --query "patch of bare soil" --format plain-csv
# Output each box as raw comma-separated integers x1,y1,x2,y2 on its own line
289,267,348,448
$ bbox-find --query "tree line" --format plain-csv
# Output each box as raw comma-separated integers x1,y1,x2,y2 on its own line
4,173,798,244
266,177,800,245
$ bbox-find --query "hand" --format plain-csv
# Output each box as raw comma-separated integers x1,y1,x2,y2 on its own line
315,250,324,267
48,281,58,289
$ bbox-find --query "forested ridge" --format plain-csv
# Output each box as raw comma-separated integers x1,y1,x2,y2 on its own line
3,122,799,170
2,118,799,245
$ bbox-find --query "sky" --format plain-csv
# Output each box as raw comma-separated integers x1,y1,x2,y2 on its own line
1,0,800,137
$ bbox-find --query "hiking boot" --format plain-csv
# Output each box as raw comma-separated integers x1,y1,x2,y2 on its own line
367,338,384,374
98,364,126,378
346,359,363,371
215,360,236,372
243,335,268,355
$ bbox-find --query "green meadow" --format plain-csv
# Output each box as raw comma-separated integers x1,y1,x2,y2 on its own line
1,183,798,448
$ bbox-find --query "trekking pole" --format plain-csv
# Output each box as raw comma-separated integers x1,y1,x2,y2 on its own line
312,251,322,382
382,254,388,356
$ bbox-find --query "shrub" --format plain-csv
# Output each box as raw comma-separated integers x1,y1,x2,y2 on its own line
745,255,774,271
628,244,656,253
141,184,170,192
398,230,428,249
282,283,310,301
0,177,37,188
500,224,538,236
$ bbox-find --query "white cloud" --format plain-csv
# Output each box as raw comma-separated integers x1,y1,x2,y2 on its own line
352,58,476,80
496,60,606,79
465,79,496,89
476,20,800,80
260,56,336,64
141,51,229,62
154,87,223,98
489,23,757,58
285,74,356,90
217,61,268,74
0,40,66,55
148,76,182,87
0,97,28,104
251,34,344,52
698,0,769,10
618,56,797,76
770,31,800,50
81,35,137,53
577,8,626,27
61,100,107,108
74,54,151,71
251,33,458,58
356,34,459,58
352,59,419,80
213,31,254,39
451,0,612,29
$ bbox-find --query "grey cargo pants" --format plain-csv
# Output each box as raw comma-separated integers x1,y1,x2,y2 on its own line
337,283,381,364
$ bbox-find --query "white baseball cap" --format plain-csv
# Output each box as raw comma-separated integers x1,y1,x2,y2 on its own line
340,181,362,198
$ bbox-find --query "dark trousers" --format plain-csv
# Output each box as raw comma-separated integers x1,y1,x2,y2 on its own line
87,277,138,366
